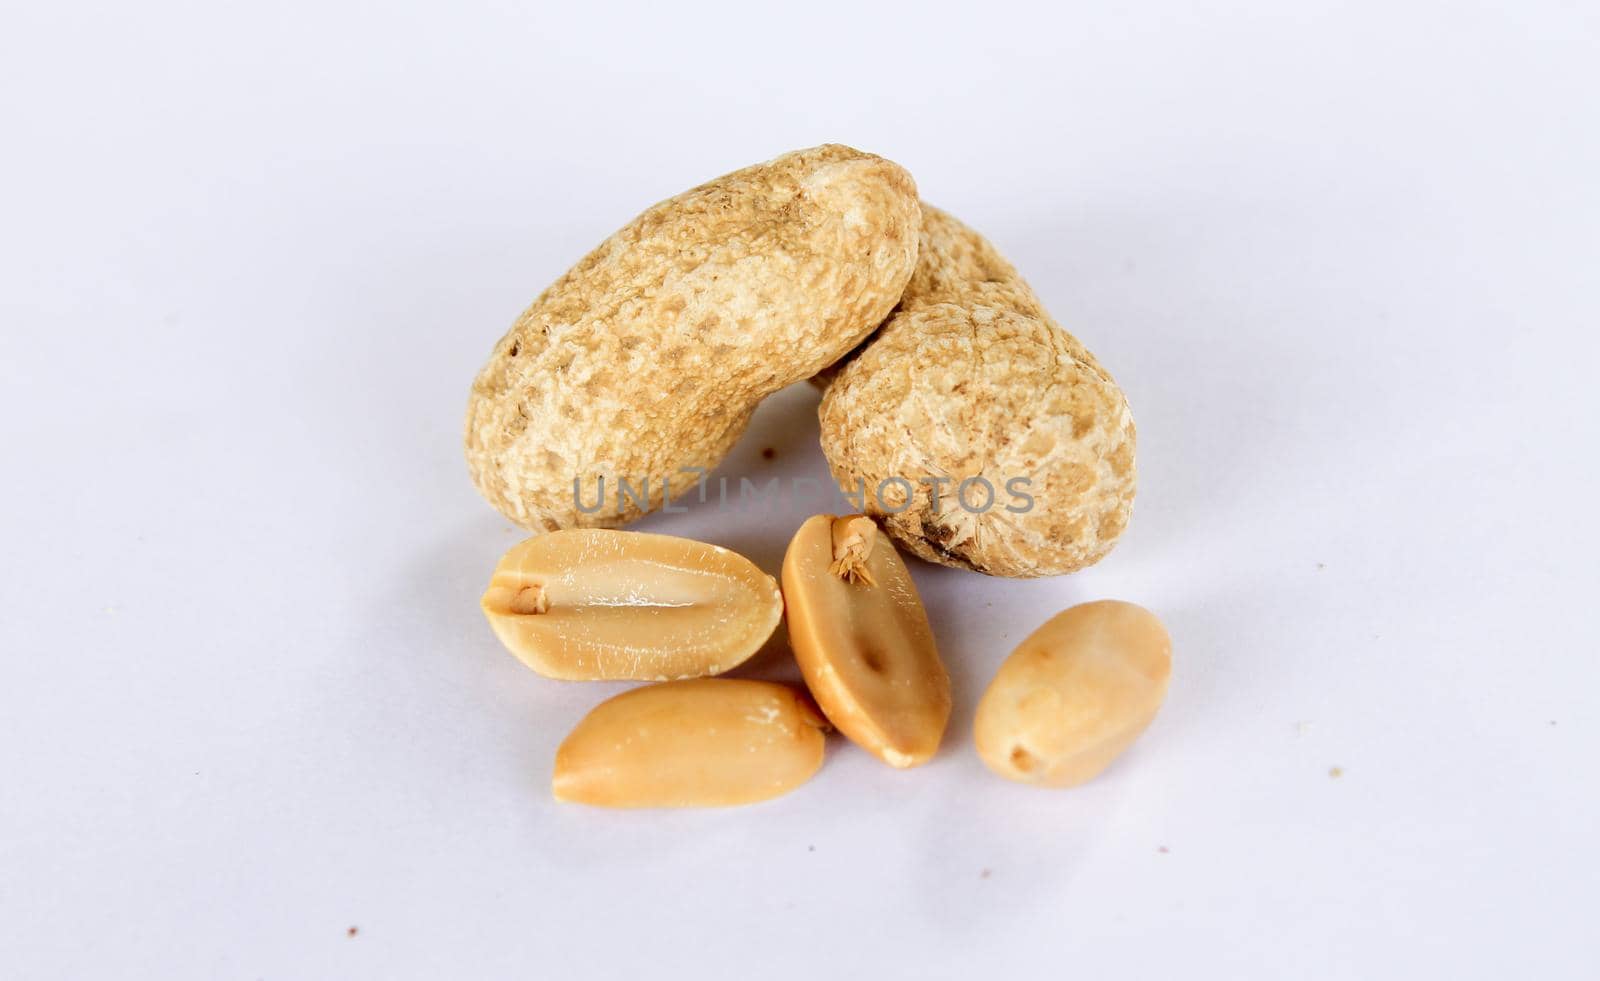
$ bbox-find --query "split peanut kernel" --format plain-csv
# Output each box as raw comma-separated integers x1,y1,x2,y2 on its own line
481,529,782,681
781,514,951,768
552,679,829,808
975,600,1171,787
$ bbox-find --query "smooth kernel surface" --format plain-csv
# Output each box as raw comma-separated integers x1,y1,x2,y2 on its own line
782,514,950,768
975,600,1171,787
553,679,828,808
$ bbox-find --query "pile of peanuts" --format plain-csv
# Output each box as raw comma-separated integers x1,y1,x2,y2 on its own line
467,145,1172,807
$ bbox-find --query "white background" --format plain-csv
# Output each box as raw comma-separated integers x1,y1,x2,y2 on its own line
3,2,1597,978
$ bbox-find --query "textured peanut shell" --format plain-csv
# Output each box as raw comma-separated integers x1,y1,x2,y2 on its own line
781,515,950,768
467,145,921,531
974,601,1171,787
818,205,1136,577
553,679,828,808
481,529,782,681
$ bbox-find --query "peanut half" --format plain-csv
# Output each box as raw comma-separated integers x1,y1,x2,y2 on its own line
481,529,782,681
781,514,951,768
553,679,828,808
975,600,1171,787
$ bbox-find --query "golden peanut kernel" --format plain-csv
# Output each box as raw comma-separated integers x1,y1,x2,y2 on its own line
481,529,781,681
552,679,828,808
975,600,1171,787
781,514,951,768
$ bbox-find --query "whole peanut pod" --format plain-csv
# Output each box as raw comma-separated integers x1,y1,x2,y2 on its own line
467,145,920,531
818,205,1136,577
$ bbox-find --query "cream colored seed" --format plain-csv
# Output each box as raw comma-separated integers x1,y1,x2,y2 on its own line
975,600,1171,787
481,529,781,681
782,514,951,768
552,679,828,808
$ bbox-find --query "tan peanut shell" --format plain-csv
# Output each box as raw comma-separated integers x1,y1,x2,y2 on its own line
818,204,1136,578
553,679,828,808
481,529,782,681
781,514,950,768
466,144,921,532
974,601,1171,787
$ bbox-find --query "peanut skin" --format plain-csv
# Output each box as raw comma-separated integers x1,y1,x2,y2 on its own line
818,205,1136,578
467,145,921,532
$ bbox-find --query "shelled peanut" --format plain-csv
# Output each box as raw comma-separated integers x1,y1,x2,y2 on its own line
975,601,1172,787
481,529,781,681
782,514,950,768
553,679,828,808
